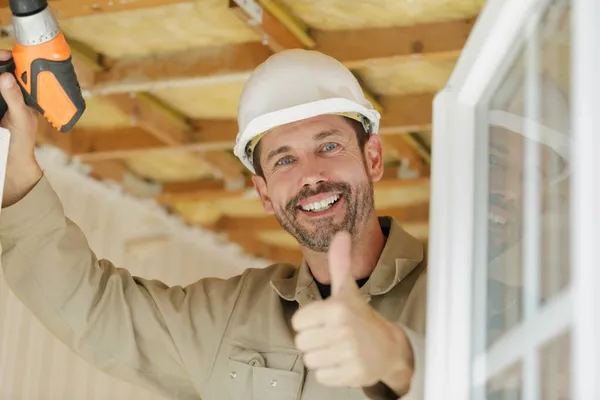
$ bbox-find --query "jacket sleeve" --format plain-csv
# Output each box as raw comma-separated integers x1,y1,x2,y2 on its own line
0,174,245,400
362,267,428,400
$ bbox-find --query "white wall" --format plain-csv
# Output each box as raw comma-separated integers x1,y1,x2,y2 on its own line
0,146,269,400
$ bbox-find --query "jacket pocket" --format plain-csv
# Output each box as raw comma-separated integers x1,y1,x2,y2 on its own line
227,348,302,400
252,364,302,400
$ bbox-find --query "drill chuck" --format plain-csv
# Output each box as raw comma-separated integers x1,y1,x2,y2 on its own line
9,0,48,17
10,1,59,46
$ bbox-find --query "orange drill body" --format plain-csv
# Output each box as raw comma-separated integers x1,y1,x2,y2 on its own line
0,0,86,132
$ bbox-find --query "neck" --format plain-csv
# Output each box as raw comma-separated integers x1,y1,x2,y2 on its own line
303,216,386,285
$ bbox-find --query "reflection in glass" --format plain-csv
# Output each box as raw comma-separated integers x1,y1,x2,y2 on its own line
540,332,571,400
484,0,571,348
486,363,522,400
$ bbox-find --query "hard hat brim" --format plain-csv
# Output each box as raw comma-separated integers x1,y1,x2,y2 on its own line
234,97,381,173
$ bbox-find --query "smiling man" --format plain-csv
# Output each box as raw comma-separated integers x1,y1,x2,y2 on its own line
0,49,427,400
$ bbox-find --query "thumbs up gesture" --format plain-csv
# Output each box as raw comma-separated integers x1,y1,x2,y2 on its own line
291,231,415,395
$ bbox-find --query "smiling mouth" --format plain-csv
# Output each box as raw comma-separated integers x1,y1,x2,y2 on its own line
298,194,342,213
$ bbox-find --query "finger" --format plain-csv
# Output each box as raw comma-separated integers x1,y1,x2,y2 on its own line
0,50,12,62
328,231,357,296
315,365,357,387
303,342,354,370
291,302,334,331
295,325,352,352
0,73,28,119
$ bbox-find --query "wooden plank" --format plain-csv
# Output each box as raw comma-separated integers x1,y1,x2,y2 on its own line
94,42,273,95
312,18,475,69
0,0,196,26
68,93,432,161
106,93,191,145
105,92,245,183
161,176,254,194
212,203,430,231
200,151,246,184
84,19,472,95
228,0,311,53
226,230,303,264
86,160,129,182
379,93,434,133
156,177,429,204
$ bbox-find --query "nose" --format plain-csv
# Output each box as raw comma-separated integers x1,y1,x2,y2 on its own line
299,158,330,187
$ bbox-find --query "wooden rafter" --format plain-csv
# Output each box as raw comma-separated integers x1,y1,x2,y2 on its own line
86,18,473,95
228,0,314,52
313,18,475,68
155,177,430,204
67,38,246,184
42,92,433,162
209,203,430,231
106,93,192,145
0,0,195,26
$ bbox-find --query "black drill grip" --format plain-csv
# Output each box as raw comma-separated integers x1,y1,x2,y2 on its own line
0,58,36,121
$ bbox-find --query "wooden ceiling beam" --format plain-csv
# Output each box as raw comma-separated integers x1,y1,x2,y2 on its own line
0,0,195,26
313,18,475,69
210,203,430,231
156,176,429,204
67,37,247,184
105,93,192,146
87,18,473,95
94,42,273,94
60,93,432,162
226,230,303,264
379,93,434,133
228,0,314,53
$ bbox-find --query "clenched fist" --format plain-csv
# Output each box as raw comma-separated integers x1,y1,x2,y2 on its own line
291,231,415,396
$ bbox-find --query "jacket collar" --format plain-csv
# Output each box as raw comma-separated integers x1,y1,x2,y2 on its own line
270,217,425,305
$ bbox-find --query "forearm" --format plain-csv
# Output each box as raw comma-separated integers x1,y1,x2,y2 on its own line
2,159,42,207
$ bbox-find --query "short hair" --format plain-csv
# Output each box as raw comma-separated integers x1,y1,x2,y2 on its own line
252,117,369,178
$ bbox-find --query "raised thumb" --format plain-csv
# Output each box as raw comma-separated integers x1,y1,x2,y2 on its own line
328,231,357,296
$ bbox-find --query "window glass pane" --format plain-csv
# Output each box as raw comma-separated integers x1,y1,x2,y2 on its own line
540,332,571,400
486,362,522,400
486,51,526,347
484,0,571,348
538,0,571,305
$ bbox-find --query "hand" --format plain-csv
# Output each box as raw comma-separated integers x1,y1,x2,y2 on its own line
0,50,43,207
291,231,415,395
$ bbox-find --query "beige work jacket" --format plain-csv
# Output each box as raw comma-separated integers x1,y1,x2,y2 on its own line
0,175,428,400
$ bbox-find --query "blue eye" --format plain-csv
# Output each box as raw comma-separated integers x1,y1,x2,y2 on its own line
277,156,293,165
323,143,337,151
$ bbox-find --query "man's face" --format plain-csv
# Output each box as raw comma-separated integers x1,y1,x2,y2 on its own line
487,127,564,258
251,115,384,252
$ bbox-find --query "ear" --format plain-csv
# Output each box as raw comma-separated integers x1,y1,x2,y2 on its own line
363,134,384,182
252,175,274,214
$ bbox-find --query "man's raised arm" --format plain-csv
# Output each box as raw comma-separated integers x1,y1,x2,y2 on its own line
0,59,243,400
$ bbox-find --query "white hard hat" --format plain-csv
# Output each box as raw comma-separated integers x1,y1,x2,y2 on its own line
488,72,571,184
233,49,381,173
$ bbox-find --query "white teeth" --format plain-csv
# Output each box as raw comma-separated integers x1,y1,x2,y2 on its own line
489,212,507,225
301,195,340,212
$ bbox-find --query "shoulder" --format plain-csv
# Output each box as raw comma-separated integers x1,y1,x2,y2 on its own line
241,263,297,289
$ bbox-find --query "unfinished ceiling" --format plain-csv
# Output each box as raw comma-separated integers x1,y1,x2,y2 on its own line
0,0,483,264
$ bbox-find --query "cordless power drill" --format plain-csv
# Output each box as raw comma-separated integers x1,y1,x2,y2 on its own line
0,0,86,132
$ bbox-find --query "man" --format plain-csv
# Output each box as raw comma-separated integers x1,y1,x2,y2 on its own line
0,48,427,400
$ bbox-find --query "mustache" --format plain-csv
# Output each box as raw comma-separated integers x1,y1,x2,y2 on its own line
285,182,352,212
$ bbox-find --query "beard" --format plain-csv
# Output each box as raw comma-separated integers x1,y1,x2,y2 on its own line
273,179,375,252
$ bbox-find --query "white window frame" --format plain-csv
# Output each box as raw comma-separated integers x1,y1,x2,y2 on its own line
424,0,600,398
